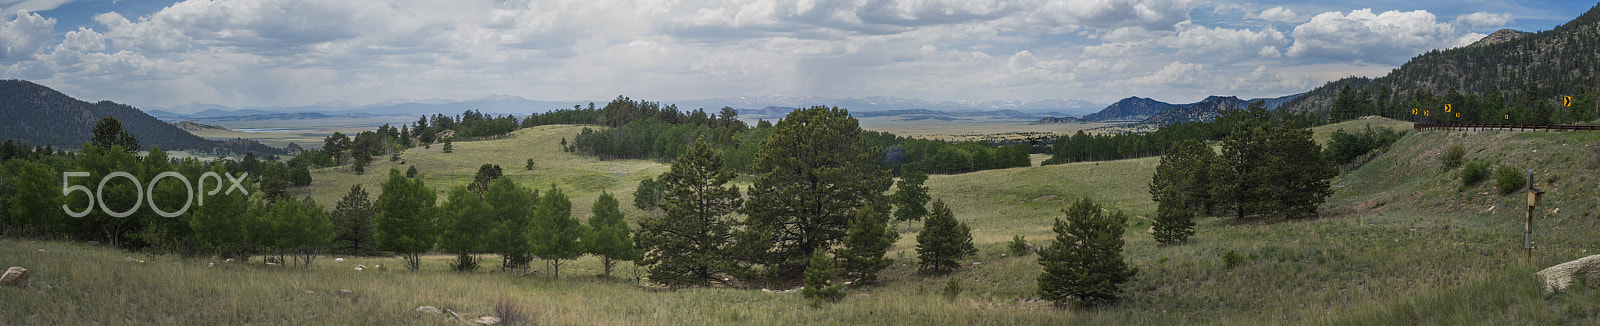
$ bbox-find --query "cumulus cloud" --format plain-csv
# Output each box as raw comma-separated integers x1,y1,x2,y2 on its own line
1285,9,1462,65
0,11,53,62
1456,12,1512,27
1165,22,1287,63
1250,6,1299,22
0,0,73,18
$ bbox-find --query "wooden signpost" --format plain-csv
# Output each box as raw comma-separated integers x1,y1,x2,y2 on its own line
1524,170,1543,264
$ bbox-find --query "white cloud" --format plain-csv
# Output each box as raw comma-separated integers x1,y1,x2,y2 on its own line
0,11,53,62
0,0,73,18
1285,9,1463,65
1165,22,1287,63
1250,6,1299,22
1456,12,1512,27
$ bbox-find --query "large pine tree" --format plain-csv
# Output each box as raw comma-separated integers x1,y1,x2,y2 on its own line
741,106,893,275
1038,197,1137,307
1149,139,1217,244
636,138,744,288
330,185,378,255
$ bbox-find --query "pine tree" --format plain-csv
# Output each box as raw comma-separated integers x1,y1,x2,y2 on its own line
91,115,140,153
439,186,493,271
376,168,438,271
1038,197,1137,307
484,178,537,272
916,199,976,275
531,184,584,279
406,165,419,178
469,164,503,195
892,167,931,224
802,249,845,305
838,207,898,284
1149,139,1215,244
741,106,893,274
330,185,377,255
442,139,454,153
636,138,744,288
585,191,640,277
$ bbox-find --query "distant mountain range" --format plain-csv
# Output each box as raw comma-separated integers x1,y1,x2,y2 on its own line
0,80,280,155
1031,94,1300,126
147,95,1105,121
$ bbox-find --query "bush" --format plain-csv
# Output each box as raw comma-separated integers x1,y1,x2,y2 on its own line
940,277,963,301
1009,235,1030,256
1441,144,1465,170
802,250,845,306
1459,160,1490,187
1323,124,1407,165
1495,165,1526,195
1223,250,1244,269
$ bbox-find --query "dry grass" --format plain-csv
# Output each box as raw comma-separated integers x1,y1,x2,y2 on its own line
7,122,1600,324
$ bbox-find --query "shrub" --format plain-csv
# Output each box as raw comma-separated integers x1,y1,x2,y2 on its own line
1495,165,1526,195
940,277,963,301
1441,144,1465,170
1459,160,1490,187
1009,235,1030,256
802,250,844,306
1223,250,1244,269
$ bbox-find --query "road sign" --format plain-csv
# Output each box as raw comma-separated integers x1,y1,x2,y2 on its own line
1564,96,1573,107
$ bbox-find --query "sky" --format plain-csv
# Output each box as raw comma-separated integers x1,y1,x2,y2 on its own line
0,0,1591,110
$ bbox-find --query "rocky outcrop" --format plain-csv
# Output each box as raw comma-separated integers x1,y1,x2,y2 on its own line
1535,254,1600,293
1,267,27,286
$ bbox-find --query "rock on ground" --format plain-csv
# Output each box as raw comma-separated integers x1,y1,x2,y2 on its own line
1,267,27,286
472,316,501,325
416,306,442,314
1536,254,1600,294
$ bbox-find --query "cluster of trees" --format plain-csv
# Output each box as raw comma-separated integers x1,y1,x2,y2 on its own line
871,134,1031,174
1044,102,1326,165
372,167,640,276
1326,83,1600,125
633,106,976,291
561,96,1032,175
0,117,318,253
1148,107,1338,244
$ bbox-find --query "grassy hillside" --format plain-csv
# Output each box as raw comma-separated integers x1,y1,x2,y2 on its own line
6,123,1600,324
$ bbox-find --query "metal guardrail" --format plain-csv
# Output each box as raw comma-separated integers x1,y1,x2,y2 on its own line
1413,123,1600,131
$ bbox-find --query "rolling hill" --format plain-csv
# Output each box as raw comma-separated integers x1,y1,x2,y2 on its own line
1277,3,1600,116
0,80,281,155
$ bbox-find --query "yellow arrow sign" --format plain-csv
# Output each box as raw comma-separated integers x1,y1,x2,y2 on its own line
1565,96,1574,107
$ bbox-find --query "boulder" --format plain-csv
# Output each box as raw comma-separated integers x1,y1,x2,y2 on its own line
472,316,501,325
334,258,345,263
416,306,442,314
1535,254,1600,294
355,265,367,272
1,267,27,286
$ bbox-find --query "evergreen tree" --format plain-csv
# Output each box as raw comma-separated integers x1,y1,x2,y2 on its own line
440,185,493,271
484,178,537,272
469,164,503,195
1149,139,1216,244
406,165,419,178
892,167,931,223
91,115,140,153
530,184,584,278
330,185,378,255
632,176,664,213
442,139,454,153
741,106,893,274
636,138,744,288
801,249,845,305
838,207,898,284
916,200,976,275
586,191,641,277
1216,121,1335,219
376,168,438,271
1038,198,1137,307
288,165,313,186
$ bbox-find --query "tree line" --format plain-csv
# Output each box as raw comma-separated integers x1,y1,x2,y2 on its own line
1044,101,1325,165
